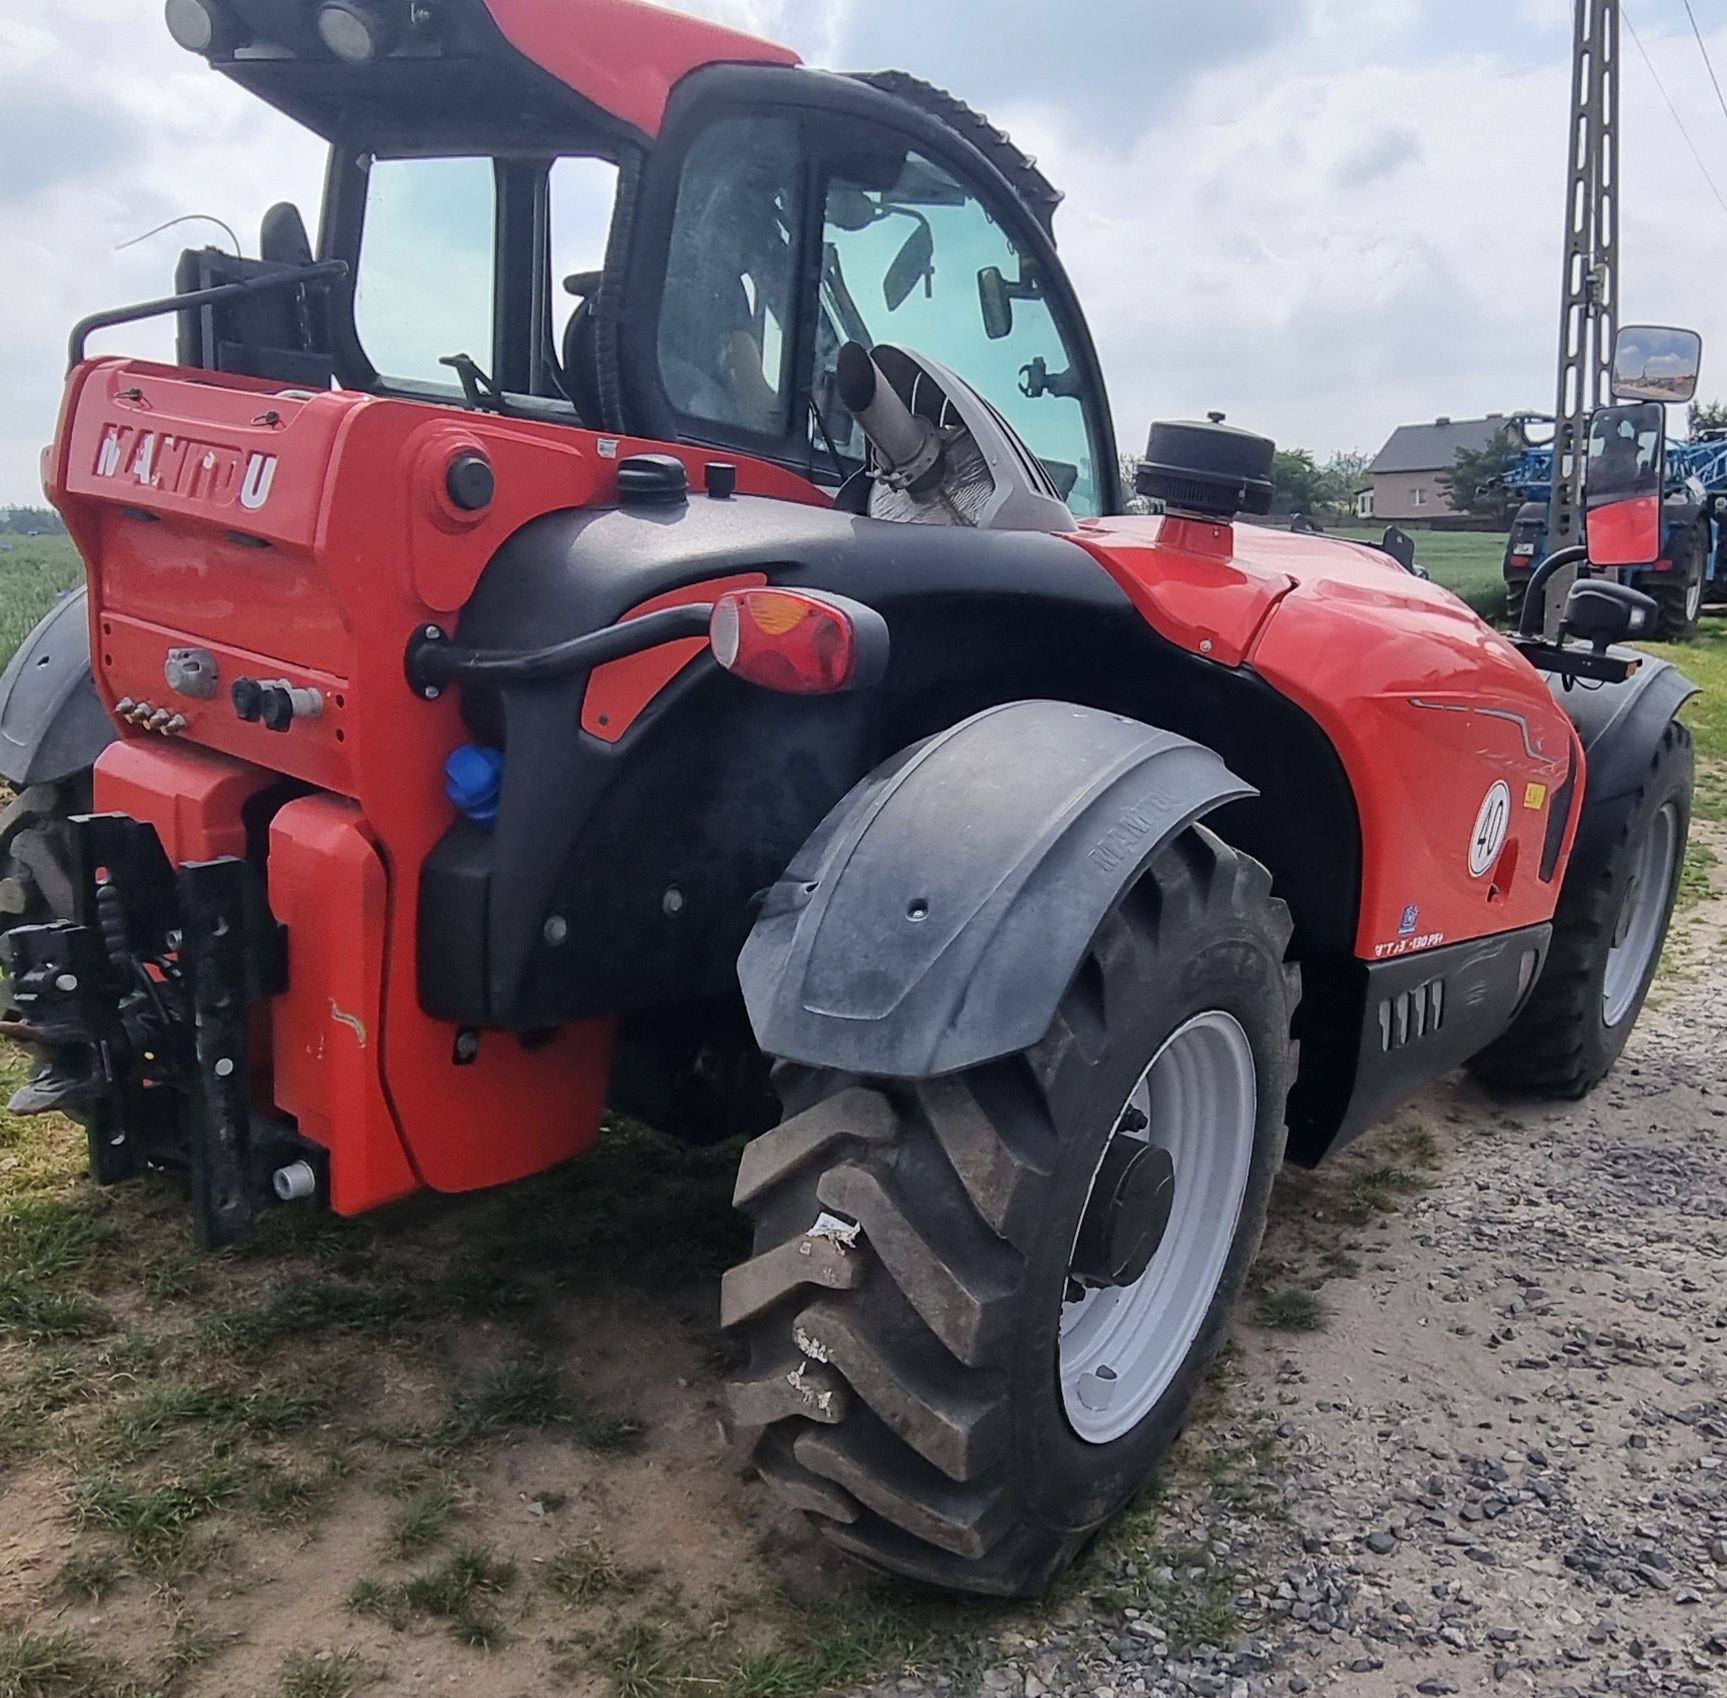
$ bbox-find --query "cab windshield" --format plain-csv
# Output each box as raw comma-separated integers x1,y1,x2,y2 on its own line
648,115,1104,513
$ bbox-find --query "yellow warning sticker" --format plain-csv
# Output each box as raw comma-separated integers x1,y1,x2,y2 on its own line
1524,783,1548,811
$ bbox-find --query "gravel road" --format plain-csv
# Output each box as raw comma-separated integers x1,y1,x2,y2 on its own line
873,869,1727,1698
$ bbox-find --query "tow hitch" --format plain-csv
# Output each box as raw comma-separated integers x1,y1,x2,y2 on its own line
0,814,312,1247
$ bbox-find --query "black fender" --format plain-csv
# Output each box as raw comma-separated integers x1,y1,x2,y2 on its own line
0,588,113,789
1556,654,1697,877
737,700,1255,1079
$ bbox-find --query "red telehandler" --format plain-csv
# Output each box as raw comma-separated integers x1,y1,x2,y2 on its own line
0,0,1698,1596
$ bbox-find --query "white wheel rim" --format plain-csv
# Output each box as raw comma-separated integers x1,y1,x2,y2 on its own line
1603,801,1680,1028
1687,570,1703,625
1058,1010,1257,1445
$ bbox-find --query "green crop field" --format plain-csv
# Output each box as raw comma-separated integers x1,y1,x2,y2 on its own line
1327,523,1509,622
0,532,84,671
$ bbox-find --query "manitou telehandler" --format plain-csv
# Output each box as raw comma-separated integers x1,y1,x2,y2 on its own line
0,0,1699,1597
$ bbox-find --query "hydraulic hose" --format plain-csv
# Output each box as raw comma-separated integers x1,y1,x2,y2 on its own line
410,602,714,691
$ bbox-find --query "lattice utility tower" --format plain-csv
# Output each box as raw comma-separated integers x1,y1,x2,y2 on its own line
1549,0,1619,556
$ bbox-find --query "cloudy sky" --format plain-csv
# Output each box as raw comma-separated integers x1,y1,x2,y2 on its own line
5,0,1727,500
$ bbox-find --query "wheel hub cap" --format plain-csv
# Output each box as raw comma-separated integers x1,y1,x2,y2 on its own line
1058,1009,1258,1446
1070,1139,1176,1289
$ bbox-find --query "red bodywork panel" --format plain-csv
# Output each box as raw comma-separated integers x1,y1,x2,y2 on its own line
479,0,799,136
52,357,826,1205
581,573,768,742
1070,515,1584,961
49,351,1584,1213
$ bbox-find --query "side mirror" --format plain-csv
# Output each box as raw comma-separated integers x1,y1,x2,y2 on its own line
1612,324,1702,403
883,219,934,312
1562,579,1659,652
1584,399,1666,569
978,266,1013,339
827,186,878,234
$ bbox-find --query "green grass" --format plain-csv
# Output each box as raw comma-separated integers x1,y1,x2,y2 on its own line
52,1549,122,1605
351,1545,517,1647
0,1628,143,1698
386,1482,457,1558
1327,522,1509,619
1637,620,1727,918
545,1535,631,1603
1641,616,1727,823
98,1379,326,1463
1252,1284,1329,1332
0,535,83,673
1341,1162,1429,1226
589,1596,964,1698
426,1357,644,1457
67,1452,253,1568
273,1650,375,1698
0,1191,109,1345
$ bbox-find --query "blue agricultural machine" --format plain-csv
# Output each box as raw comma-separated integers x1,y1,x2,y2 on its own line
1501,422,1727,636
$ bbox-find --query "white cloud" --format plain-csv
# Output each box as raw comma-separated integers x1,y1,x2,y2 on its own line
4,1,1727,497
0,3,324,499
1002,20,1727,459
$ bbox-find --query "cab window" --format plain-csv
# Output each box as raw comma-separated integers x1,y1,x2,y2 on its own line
813,150,1101,515
656,114,803,440
354,156,496,390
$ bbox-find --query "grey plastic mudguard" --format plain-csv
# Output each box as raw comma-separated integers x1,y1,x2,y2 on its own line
738,699,1255,1079
0,587,114,788
1557,654,1696,801
1553,653,1697,873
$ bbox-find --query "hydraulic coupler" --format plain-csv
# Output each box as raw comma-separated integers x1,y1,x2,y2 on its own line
0,813,310,1247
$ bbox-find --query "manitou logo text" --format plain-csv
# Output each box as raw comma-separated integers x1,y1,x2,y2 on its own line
92,426,278,512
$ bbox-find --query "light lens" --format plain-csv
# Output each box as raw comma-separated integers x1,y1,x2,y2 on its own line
708,590,860,694
709,596,741,670
164,0,217,52
319,2,381,62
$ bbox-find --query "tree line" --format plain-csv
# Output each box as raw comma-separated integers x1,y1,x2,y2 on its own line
0,506,68,535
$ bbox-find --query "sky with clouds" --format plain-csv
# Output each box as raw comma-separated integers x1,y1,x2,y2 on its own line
5,0,1727,500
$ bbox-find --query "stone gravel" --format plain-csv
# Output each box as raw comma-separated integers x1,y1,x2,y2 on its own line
865,892,1727,1696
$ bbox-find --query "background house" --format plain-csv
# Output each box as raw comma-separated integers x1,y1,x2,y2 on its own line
1368,413,1510,522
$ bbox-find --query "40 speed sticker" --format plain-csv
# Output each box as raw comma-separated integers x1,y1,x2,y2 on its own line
1469,780,1513,878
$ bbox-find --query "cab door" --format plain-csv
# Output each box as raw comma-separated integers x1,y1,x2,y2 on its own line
615,66,1120,515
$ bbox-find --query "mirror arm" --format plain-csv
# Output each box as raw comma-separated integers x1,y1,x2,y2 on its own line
1517,545,1590,638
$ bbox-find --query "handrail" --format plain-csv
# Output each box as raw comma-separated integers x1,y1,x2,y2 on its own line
67,261,349,372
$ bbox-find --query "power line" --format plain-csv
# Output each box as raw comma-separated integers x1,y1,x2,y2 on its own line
1681,0,1727,127
1624,8,1727,220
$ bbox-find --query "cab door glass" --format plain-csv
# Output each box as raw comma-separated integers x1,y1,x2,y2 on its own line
549,155,620,418
815,151,1099,514
354,156,496,389
657,115,802,440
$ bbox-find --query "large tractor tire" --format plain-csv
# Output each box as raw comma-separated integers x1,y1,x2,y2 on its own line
1647,529,1706,641
722,827,1298,1596
1505,576,1529,632
0,773,92,938
1469,720,1690,1098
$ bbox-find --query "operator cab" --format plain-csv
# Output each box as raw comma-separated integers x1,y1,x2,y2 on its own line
151,0,1121,515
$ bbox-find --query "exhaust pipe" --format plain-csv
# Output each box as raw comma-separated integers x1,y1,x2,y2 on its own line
834,343,944,493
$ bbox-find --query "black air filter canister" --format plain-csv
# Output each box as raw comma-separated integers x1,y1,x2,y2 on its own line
1136,418,1275,520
